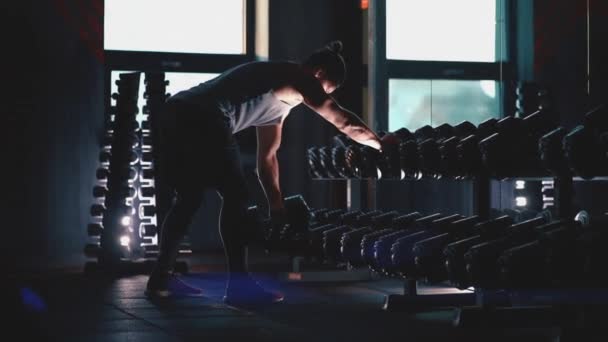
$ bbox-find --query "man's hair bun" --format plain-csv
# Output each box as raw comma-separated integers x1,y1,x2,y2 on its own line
326,40,343,54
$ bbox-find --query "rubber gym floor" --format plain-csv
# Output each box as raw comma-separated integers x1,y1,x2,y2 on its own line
4,253,594,342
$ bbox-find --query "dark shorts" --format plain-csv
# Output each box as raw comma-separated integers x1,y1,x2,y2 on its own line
159,100,247,201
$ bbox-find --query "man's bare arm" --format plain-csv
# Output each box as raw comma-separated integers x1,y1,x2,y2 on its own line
309,98,381,150
292,68,381,149
256,124,284,215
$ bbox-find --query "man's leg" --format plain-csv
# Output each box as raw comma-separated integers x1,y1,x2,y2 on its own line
215,143,284,305
215,144,250,277
147,189,204,296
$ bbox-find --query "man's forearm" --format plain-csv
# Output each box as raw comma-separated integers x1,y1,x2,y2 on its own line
257,155,283,213
340,110,381,149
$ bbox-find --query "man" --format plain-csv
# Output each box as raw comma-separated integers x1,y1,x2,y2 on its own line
146,41,382,305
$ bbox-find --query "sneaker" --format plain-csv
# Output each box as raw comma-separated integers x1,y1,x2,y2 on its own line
224,275,284,307
145,271,203,298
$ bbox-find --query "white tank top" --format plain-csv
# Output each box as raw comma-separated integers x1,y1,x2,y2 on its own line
218,90,296,133
169,61,300,133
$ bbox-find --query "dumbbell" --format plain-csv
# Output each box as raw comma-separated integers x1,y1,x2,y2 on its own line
417,124,461,179
139,186,156,198
246,195,311,252
318,146,342,178
480,109,556,178
539,127,570,176
396,125,449,180
496,220,573,288
464,215,550,288
390,214,463,278
321,211,386,262
324,211,396,262
438,121,479,178
87,223,103,236
345,145,381,179
571,213,608,286
563,105,608,179
422,122,478,179
369,213,446,272
312,208,347,225
443,215,514,289
306,147,327,179
456,118,498,178
329,135,361,179
369,212,424,274
331,210,393,265
412,215,481,282
140,224,159,237
375,128,412,179
93,185,136,199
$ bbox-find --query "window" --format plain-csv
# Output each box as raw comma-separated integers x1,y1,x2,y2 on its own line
104,0,245,55
389,79,499,131
372,0,509,132
386,0,497,62
110,71,218,124
104,0,254,124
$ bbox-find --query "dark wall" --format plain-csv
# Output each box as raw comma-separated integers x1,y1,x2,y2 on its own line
3,1,105,271
534,0,608,127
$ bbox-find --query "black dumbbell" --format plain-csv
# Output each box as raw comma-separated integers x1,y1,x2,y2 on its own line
390,214,463,278
367,213,446,272
563,105,608,179
369,212,424,274
539,127,570,176
323,211,387,263
480,110,556,178
396,125,450,180
443,215,513,289
464,216,550,288
412,215,481,282
417,124,459,179
496,220,570,288
141,224,159,237
438,121,479,178
318,146,342,179
246,195,311,252
306,147,326,179
456,118,498,179
375,128,412,179
87,223,103,236
323,211,398,265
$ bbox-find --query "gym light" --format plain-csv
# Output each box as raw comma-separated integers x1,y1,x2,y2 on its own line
515,180,526,190
515,196,528,207
120,235,131,246
120,216,132,226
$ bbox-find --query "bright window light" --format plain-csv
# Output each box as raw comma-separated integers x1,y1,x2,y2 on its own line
515,197,528,207
120,235,131,246
515,180,526,190
104,0,245,54
388,79,500,131
386,0,497,62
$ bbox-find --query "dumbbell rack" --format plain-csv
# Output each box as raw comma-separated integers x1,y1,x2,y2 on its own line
310,143,608,336
83,71,189,274
141,72,192,268
454,173,608,333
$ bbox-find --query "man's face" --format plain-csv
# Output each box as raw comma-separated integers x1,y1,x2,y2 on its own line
321,79,338,94
314,68,338,94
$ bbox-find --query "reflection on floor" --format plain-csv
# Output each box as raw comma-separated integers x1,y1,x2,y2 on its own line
4,260,568,342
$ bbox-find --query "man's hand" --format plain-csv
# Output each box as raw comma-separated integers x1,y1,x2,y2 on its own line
380,133,401,152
